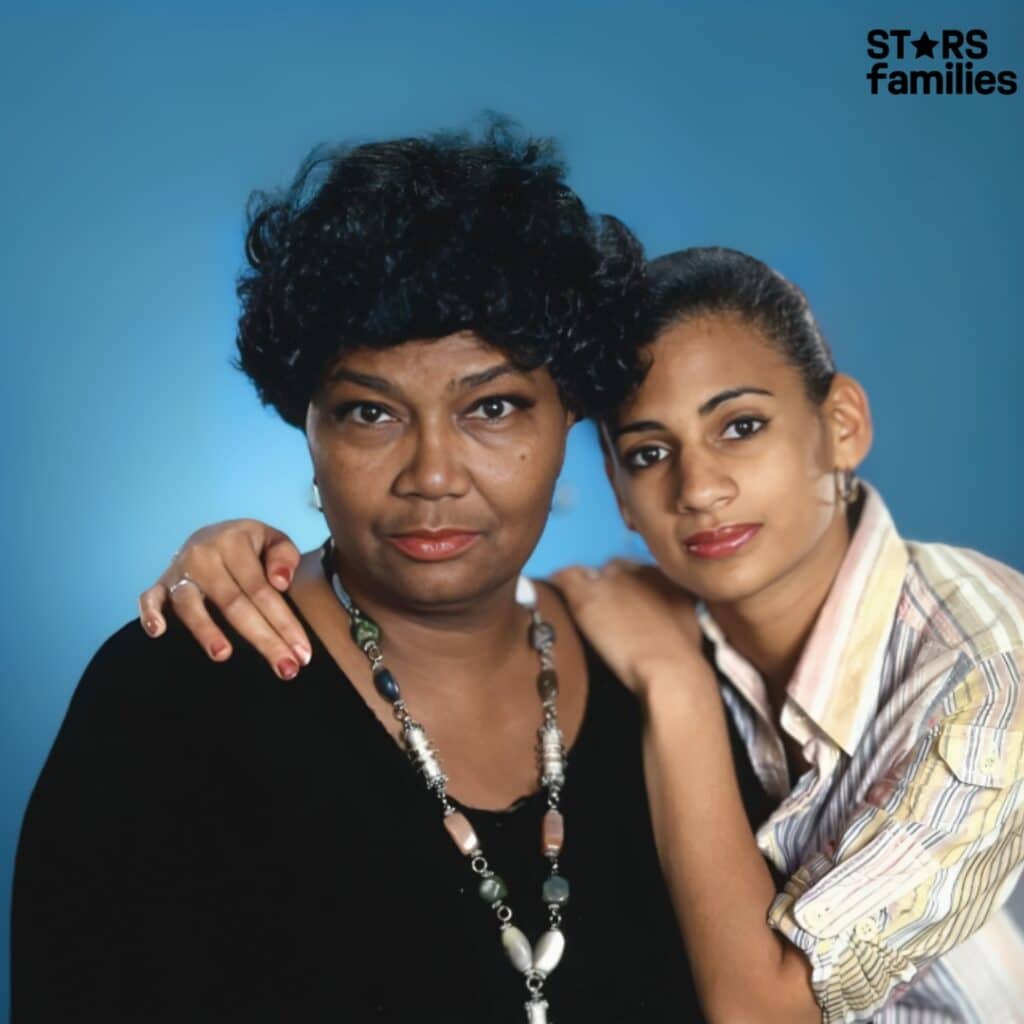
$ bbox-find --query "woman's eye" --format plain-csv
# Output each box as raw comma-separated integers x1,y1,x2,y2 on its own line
465,396,528,421
721,417,767,440
336,402,397,425
624,445,670,470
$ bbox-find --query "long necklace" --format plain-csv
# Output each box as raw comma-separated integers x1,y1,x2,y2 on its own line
323,543,569,1024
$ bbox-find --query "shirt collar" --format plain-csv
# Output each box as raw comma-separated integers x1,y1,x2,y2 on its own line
698,483,909,757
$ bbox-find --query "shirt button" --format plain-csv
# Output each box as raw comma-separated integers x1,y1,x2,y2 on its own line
802,906,826,929
981,754,997,772
855,917,879,940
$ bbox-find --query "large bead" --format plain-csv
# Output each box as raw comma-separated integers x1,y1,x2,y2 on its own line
532,929,565,977
541,810,564,856
536,669,559,701
372,667,401,702
478,875,508,904
442,811,480,856
541,875,570,906
537,725,565,787
403,725,444,786
501,925,533,973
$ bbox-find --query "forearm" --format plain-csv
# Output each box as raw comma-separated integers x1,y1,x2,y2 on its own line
639,660,820,1023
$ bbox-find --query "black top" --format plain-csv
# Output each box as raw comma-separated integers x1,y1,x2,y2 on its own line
13,605,775,1023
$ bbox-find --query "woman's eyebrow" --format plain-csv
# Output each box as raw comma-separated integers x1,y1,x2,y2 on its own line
697,386,774,415
612,419,665,439
328,367,395,393
613,386,776,439
456,363,523,390
327,362,523,395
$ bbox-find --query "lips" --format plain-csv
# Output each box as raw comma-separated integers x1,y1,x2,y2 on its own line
387,529,483,562
682,523,761,560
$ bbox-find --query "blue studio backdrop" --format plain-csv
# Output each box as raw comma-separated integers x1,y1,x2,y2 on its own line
1,2,1021,1016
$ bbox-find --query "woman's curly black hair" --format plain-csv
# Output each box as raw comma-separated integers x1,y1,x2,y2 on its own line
236,120,646,427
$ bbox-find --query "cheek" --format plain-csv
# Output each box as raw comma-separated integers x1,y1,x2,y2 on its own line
480,438,562,522
757,432,835,540
313,446,383,524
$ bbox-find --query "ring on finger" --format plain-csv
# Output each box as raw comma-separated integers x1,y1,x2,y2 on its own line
168,572,202,598
582,567,602,581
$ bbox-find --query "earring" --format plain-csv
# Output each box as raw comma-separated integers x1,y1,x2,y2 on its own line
311,479,323,512
834,467,859,505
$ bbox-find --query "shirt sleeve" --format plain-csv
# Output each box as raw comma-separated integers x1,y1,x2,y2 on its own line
767,650,1024,1023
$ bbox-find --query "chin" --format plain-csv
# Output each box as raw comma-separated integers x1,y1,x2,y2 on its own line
381,554,517,610
659,552,775,607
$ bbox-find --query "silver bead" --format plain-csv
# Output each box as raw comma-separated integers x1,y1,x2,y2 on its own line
529,620,556,651
532,929,565,977
525,999,549,1024
501,925,533,973
537,723,566,787
404,724,445,787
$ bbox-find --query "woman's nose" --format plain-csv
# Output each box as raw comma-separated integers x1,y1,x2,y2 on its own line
393,422,471,500
674,447,737,515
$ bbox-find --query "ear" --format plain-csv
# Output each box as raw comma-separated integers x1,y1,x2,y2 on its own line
822,373,873,472
598,421,639,532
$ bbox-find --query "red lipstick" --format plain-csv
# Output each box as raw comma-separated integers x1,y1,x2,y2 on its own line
387,529,482,562
683,524,761,560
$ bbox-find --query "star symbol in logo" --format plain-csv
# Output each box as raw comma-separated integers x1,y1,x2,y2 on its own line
912,31,938,58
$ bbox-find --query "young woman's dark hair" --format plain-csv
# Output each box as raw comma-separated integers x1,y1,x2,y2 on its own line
640,246,836,405
236,120,645,427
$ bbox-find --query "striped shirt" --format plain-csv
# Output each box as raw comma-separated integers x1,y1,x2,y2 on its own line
698,484,1024,1023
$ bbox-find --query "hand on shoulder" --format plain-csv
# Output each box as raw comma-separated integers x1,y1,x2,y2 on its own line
549,559,709,697
136,519,310,679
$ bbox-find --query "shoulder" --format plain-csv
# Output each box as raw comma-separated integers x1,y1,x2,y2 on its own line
64,614,278,739
899,540,1024,663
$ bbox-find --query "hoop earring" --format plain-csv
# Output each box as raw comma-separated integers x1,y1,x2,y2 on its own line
311,479,323,513
834,467,859,505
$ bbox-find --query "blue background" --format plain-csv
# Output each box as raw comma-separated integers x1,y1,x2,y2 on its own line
2,2,1021,1015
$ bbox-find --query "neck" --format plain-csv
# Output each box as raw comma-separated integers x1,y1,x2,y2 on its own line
330,554,531,703
706,506,852,715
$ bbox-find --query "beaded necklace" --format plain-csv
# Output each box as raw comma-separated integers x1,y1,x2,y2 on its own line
322,542,568,1024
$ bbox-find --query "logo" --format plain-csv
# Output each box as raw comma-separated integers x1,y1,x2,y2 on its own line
866,29,1018,95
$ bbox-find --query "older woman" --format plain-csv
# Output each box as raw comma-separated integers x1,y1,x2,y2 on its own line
12,127,772,1023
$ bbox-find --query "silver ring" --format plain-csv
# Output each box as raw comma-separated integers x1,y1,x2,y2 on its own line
582,567,602,581
168,572,200,598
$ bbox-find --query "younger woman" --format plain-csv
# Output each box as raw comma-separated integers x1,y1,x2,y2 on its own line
141,248,1024,1022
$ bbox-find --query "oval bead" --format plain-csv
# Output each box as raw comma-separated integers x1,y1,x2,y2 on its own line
542,809,564,856
541,874,570,906
532,929,565,977
478,875,508,904
501,925,533,973
442,811,481,855
536,669,559,701
372,667,401,702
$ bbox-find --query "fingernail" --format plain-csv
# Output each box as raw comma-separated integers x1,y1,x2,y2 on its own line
144,618,163,636
272,569,292,588
277,657,299,680
210,641,230,660
293,644,312,666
